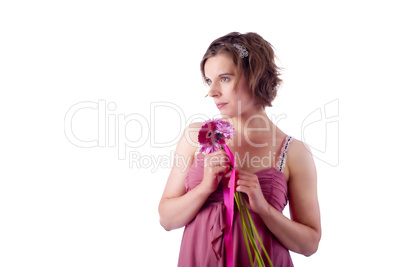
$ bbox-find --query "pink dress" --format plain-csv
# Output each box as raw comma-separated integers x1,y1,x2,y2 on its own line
178,136,294,267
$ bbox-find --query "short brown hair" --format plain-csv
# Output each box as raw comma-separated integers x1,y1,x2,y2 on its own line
200,32,282,107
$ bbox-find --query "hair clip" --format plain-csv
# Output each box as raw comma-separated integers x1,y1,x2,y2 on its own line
233,44,249,58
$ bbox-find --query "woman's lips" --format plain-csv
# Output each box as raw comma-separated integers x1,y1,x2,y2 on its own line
216,103,228,109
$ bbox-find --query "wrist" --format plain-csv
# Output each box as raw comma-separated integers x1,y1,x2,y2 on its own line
258,200,274,218
198,179,215,195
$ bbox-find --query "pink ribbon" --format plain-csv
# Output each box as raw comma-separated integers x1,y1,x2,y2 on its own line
222,144,236,267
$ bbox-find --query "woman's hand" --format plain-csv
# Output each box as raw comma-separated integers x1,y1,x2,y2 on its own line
201,149,231,194
235,169,268,215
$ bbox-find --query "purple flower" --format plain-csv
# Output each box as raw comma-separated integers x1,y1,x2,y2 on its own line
198,119,235,154
216,120,235,139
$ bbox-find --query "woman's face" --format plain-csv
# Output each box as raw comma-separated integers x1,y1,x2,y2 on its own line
204,53,258,118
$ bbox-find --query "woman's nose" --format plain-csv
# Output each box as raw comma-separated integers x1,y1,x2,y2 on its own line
207,81,220,97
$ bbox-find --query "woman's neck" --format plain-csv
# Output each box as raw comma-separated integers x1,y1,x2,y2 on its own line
225,104,276,145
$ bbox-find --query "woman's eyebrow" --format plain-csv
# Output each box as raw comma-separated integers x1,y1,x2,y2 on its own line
205,73,235,80
218,72,235,76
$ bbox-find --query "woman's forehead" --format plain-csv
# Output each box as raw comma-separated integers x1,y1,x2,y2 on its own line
204,54,236,78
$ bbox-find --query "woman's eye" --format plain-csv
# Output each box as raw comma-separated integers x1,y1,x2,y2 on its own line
221,77,229,82
206,78,212,85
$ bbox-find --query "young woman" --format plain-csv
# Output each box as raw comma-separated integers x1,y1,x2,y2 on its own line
159,32,321,266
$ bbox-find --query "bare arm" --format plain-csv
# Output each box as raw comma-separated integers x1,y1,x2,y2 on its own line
236,139,321,256
158,123,230,231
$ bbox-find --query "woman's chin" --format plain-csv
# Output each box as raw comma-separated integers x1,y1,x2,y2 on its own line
218,111,234,119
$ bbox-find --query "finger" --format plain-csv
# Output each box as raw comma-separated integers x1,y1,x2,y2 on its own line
235,173,256,182
236,179,253,186
219,153,231,164
211,161,231,169
215,165,229,174
216,173,223,184
209,149,228,157
238,181,260,193
236,180,260,194
236,169,255,176
208,154,231,166
235,185,251,195
210,151,231,165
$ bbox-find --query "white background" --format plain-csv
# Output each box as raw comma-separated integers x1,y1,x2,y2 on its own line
1,1,401,266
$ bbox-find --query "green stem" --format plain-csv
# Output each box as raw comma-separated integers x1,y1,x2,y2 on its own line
240,193,264,266
240,194,274,267
234,193,253,267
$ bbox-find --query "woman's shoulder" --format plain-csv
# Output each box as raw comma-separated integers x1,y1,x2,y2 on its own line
187,122,203,132
286,137,316,178
286,137,312,159
177,122,203,155
184,122,203,144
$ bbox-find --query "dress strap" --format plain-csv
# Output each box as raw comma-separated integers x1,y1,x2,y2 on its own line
276,135,294,173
